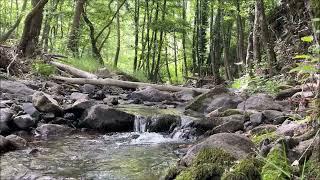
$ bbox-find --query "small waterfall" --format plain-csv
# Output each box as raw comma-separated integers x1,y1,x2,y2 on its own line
134,115,148,133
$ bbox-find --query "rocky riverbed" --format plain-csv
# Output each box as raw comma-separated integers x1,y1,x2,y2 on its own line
0,78,319,179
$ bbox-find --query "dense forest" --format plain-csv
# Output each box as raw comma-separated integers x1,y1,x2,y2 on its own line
0,0,319,179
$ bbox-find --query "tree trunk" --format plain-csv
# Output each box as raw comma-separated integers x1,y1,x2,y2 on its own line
257,0,277,75
114,0,121,68
236,0,245,66
67,0,85,56
182,0,188,77
253,0,261,64
18,0,49,57
223,20,233,81
133,0,140,72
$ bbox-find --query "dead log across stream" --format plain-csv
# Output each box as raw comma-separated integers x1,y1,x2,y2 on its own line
52,76,210,93
50,61,98,79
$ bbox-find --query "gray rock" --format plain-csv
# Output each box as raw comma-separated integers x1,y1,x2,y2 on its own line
206,95,243,113
13,114,35,130
0,135,15,153
174,90,196,102
181,133,255,166
250,112,264,126
22,103,40,120
80,105,135,132
276,120,302,136
0,80,35,101
0,108,13,134
237,93,283,111
70,92,89,100
212,114,247,133
103,96,119,106
130,86,173,102
69,99,97,110
81,84,96,94
35,124,73,137
148,114,181,133
5,134,27,149
32,91,62,114
250,124,277,135
263,110,286,124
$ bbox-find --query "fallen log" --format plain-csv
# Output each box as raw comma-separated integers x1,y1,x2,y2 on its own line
52,76,210,93
50,61,98,79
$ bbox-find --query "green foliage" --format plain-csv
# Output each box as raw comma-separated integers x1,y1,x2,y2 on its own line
261,145,292,180
222,158,264,180
32,62,56,77
231,74,282,95
304,159,320,179
65,57,102,73
251,131,278,146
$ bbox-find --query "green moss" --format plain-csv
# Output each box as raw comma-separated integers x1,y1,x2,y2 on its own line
222,158,264,180
304,159,320,179
163,166,181,180
261,145,292,180
175,148,236,180
193,148,236,167
219,109,244,117
251,131,278,146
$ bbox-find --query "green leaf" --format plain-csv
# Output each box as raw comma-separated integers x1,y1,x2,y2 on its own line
289,64,317,74
293,55,311,59
312,18,320,22
301,36,314,43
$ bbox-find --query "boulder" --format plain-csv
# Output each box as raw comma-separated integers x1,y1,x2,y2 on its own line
22,103,40,121
185,86,231,113
0,135,15,154
263,110,286,124
32,91,62,114
91,90,106,100
35,124,73,137
250,112,264,126
70,92,89,100
13,114,35,130
81,84,96,94
181,133,255,166
206,95,243,113
130,86,173,102
174,90,196,102
0,80,35,101
276,120,304,137
148,114,181,133
80,105,135,132
5,134,27,149
237,93,283,111
250,125,277,135
103,96,120,106
0,108,13,134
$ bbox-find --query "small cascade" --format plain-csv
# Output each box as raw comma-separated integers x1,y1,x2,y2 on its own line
134,115,148,133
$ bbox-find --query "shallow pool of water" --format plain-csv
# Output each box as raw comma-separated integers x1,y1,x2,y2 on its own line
0,132,180,180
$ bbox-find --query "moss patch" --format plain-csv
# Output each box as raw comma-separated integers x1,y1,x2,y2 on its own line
261,145,292,180
251,131,278,146
222,158,264,180
176,148,236,180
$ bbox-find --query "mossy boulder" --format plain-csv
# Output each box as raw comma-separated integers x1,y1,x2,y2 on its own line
222,158,263,180
261,145,292,180
176,148,235,180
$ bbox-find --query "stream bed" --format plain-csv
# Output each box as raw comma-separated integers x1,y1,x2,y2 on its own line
0,132,182,180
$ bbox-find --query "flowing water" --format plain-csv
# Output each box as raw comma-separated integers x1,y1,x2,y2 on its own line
0,105,193,180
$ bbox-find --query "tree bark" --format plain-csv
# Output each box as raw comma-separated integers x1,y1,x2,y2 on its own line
133,0,140,72
50,61,98,79
114,0,121,68
253,0,261,64
18,0,49,57
67,0,85,56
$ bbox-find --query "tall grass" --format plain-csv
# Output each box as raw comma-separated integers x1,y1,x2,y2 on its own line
64,57,103,73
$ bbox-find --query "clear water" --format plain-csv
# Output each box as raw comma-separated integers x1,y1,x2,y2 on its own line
0,132,180,180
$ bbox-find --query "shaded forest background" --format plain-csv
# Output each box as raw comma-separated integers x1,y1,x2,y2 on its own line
0,0,319,87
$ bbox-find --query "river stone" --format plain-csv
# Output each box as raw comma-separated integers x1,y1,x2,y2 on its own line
250,112,264,126
0,80,35,101
80,105,135,132
276,120,303,137
13,114,35,130
174,90,196,102
263,110,286,124
81,84,96,94
35,124,73,137
70,92,89,100
185,85,237,113
237,93,283,111
181,133,255,166
0,135,15,154
32,91,62,114
0,108,14,134
130,86,173,102
5,134,27,149
22,103,40,121
148,114,181,133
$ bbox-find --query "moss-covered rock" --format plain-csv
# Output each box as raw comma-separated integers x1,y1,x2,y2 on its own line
175,148,236,180
163,166,181,180
261,145,292,180
222,158,263,180
251,131,278,146
304,159,320,180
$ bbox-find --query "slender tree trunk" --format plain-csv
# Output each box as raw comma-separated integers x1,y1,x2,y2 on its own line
223,20,233,81
18,0,49,57
150,1,160,79
165,45,172,84
253,0,261,64
257,0,277,75
173,32,178,78
114,0,121,68
236,0,245,67
133,0,140,72
246,10,254,75
182,0,188,77
68,0,85,56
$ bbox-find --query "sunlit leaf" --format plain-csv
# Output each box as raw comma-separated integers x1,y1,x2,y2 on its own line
301,36,314,43
312,18,320,22
293,55,311,59
289,65,317,73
